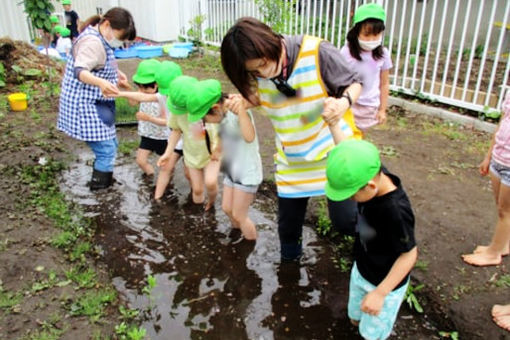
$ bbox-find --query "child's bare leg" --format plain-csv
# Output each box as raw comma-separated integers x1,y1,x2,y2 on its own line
463,175,510,266
492,304,510,332
204,160,220,211
183,164,191,185
188,167,205,204
136,148,154,175
222,184,239,228
232,189,257,240
154,152,180,200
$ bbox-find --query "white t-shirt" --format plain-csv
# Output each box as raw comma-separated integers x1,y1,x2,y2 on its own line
56,37,72,54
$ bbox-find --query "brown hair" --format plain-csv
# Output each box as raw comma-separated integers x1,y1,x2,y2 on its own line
220,17,282,105
80,7,136,41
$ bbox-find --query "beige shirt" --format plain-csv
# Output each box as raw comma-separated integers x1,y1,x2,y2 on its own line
72,26,106,70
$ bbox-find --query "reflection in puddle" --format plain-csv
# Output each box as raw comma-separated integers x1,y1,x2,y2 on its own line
59,148,429,339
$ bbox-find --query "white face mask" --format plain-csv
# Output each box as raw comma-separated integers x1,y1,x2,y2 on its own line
358,38,382,51
108,38,124,48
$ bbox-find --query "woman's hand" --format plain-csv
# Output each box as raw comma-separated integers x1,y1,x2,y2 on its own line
479,156,491,176
98,79,119,97
322,97,349,126
117,70,131,90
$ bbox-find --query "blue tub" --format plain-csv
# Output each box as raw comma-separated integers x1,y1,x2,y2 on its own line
114,47,138,59
169,47,190,58
173,42,193,52
136,45,163,59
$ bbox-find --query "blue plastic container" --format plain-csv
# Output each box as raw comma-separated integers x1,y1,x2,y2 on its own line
114,47,138,59
173,42,193,52
168,47,190,58
136,45,163,59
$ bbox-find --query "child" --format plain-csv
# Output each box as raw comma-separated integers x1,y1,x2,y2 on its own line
187,80,262,240
116,60,185,199
462,92,510,267
326,139,417,340
157,76,221,211
62,0,80,40
340,3,392,131
55,27,72,57
50,15,60,47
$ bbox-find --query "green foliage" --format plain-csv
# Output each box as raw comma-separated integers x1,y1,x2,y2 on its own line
316,199,332,236
255,0,293,33
187,14,207,46
0,284,23,309
0,62,5,87
493,274,510,288
119,305,139,320
475,44,484,59
439,331,459,340
115,322,147,340
115,97,138,124
405,283,424,313
23,0,55,32
70,289,117,321
65,266,97,289
142,274,157,295
118,139,138,156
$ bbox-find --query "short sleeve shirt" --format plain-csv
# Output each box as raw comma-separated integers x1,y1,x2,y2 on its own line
340,45,393,107
354,170,416,289
492,92,510,167
168,114,210,169
138,94,169,140
73,29,107,71
65,10,79,38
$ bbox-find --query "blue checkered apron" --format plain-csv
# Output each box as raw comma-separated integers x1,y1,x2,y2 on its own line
57,27,118,141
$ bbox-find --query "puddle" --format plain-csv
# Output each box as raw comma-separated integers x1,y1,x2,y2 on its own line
60,148,438,339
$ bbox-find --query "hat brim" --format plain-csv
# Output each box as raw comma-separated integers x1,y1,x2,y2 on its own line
325,180,358,202
158,87,170,96
187,109,207,123
132,74,156,84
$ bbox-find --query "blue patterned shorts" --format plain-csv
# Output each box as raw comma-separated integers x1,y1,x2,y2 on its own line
348,262,409,340
490,160,510,187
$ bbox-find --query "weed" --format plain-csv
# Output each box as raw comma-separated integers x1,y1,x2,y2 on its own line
70,242,91,262
414,260,428,272
65,266,97,289
335,257,352,273
119,305,139,320
70,289,117,321
0,284,23,309
380,145,399,157
142,274,157,295
115,322,147,340
118,139,138,156
115,97,138,124
493,274,510,288
452,284,471,300
439,330,459,340
405,283,424,313
51,231,77,250
316,199,332,236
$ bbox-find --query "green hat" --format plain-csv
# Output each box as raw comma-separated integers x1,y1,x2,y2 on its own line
60,27,71,37
187,79,222,123
155,61,182,96
50,15,59,24
167,76,198,115
132,59,160,84
62,0,71,5
353,3,386,25
53,25,63,34
325,139,381,201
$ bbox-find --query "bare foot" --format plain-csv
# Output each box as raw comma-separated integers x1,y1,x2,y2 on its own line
474,245,510,256
492,304,510,332
205,201,214,211
461,252,502,266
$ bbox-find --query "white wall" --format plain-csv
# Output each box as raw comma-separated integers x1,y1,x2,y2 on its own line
0,1,31,41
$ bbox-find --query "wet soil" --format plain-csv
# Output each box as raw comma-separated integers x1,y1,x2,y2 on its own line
0,53,508,339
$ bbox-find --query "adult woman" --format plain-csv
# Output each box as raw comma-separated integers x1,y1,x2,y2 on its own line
57,7,136,190
221,17,362,261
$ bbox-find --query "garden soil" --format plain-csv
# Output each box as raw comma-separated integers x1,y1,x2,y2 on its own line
0,52,508,339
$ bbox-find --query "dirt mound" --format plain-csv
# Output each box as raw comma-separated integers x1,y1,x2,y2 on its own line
0,37,64,86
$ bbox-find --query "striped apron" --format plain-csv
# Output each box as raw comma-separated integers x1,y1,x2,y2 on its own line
258,35,361,198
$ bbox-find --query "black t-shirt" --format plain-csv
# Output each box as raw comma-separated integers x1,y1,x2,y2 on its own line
354,169,416,289
65,10,79,38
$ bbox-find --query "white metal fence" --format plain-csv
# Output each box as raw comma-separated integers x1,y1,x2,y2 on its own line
179,0,510,115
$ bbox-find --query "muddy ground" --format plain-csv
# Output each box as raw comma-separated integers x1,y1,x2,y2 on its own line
0,52,508,339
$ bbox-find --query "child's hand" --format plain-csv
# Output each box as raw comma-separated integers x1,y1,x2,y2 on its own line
157,153,170,168
136,111,150,121
322,97,347,126
376,109,387,124
225,94,246,115
479,156,491,176
360,289,385,316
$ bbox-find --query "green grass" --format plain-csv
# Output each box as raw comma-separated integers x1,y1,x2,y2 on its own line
0,285,23,309
115,97,138,124
70,289,117,321
65,266,97,289
118,139,139,156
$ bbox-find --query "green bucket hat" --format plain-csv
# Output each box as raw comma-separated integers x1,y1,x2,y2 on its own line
187,79,222,123
50,15,59,24
325,139,381,201
132,59,161,84
62,0,71,5
167,76,198,115
60,27,71,37
155,61,182,96
353,3,386,25
53,25,64,34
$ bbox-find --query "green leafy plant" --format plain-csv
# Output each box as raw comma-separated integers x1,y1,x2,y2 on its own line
255,0,295,33
0,62,5,87
115,322,147,340
187,14,207,46
142,274,157,295
316,199,332,236
439,330,459,340
119,305,139,320
70,289,117,321
22,0,54,32
405,283,424,313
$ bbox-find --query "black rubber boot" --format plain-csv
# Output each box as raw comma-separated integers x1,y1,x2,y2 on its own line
89,169,113,191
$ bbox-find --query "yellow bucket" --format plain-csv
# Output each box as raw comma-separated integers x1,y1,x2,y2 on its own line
8,92,28,111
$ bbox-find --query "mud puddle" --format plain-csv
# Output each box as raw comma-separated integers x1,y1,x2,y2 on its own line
60,147,439,340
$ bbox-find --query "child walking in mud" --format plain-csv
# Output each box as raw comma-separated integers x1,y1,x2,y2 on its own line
462,91,510,331
326,139,417,340
158,76,221,211
186,80,262,240
340,3,392,131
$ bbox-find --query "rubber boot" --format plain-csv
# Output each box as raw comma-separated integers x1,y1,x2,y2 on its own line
89,169,113,191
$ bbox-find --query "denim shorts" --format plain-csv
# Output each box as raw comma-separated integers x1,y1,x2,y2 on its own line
348,262,408,340
223,173,258,194
490,160,510,186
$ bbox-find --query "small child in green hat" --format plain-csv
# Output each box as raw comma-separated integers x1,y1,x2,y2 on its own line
186,80,262,239
325,139,417,340
116,61,185,199
157,76,221,211
55,26,72,56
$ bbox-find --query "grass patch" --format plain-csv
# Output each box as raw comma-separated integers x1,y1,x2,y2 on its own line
115,97,138,124
118,139,139,156
70,289,117,321
0,285,23,310
65,266,97,289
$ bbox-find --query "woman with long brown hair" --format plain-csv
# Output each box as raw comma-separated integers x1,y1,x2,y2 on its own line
221,17,363,261
57,7,136,190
